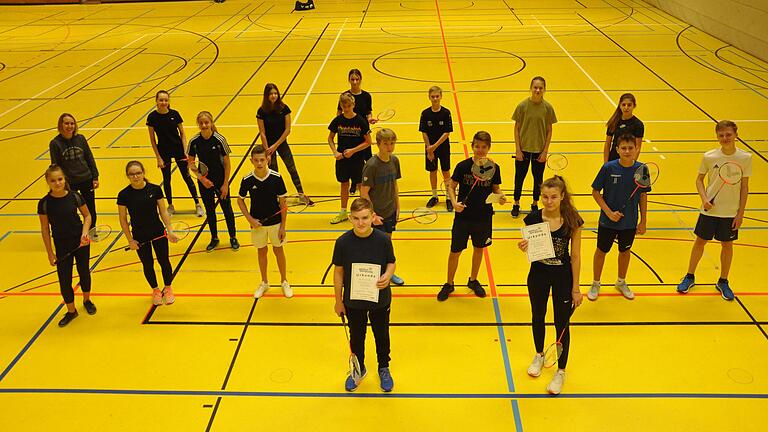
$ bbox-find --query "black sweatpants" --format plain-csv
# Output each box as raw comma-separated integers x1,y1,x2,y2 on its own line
199,179,236,239
71,179,96,228
160,156,199,206
346,306,391,369
54,237,91,304
136,237,173,288
527,262,573,369
268,143,305,194
514,151,545,202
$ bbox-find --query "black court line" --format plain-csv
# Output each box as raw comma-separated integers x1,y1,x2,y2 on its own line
574,0,587,8
145,320,768,328
578,14,768,164
360,0,373,28
734,296,768,341
594,226,662,284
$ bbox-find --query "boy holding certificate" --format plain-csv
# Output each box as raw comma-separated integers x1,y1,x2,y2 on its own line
333,198,396,392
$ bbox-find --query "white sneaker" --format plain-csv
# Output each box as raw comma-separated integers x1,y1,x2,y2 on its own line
254,281,269,298
547,370,566,395
587,281,600,301
281,280,293,298
167,204,176,215
616,280,635,300
196,203,205,217
527,353,544,377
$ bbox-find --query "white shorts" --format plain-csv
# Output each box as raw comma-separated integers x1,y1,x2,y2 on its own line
251,224,285,248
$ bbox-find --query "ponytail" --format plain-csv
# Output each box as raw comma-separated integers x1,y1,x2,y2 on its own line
606,93,636,134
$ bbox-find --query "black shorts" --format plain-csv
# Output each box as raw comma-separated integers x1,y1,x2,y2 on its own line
335,156,364,184
426,143,451,172
596,225,636,253
159,145,186,163
694,213,738,242
373,213,397,234
450,216,492,253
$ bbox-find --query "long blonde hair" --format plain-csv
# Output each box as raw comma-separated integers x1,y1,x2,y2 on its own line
541,175,582,236
196,111,217,133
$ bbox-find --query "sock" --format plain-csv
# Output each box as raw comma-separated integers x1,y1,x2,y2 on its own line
718,277,728,283
340,208,347,214
593,280,600,285
686,273,694,279
431,189,438,198
617,278,626,284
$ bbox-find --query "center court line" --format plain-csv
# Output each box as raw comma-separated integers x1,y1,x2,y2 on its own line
292,18,347,125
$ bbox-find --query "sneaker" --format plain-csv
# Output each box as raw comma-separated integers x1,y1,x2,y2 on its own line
196,203,205,217
716,279,735,301
467,279,487,298
167,204,176,215
530,203,539,213
330,212,347,224
616,280,635,300
83,300,97,315
511,204,520,218
446,199,453,212
230,238,240,251
254,281,269,298
345,366,367,392
390,274,404,285
527,353,545,377
677,274,695,294
163,287,175,305
281,280,293,298
426,196,438,208
300,194,315,206
58,311,78,327
206,238,219,252
437,283,454,301
587,281,600,301
152,289,163,305
349,184,357,195
378,367,394,392
547,370,566,395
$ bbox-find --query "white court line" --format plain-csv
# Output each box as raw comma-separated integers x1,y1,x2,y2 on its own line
534,16,615,107
0,34,147,120
292,18,347,125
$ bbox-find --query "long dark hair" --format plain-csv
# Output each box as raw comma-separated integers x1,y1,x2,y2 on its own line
541,175,582,236
261,83,285,113
606,93,636,134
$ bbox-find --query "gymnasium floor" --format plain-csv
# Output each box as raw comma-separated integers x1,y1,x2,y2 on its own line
0,0,766,430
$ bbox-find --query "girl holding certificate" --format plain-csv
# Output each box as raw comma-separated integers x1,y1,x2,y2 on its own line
517,176,583,395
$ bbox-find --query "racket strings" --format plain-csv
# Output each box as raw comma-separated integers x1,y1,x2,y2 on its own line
88,224,112,241
410,208,438,224
376,108,396,121
546,154,569,171
720,163,743,184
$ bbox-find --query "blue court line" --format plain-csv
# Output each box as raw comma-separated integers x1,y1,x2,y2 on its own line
0,231,10,243
0,387,764,399
491,297,523,430
0,234,122,383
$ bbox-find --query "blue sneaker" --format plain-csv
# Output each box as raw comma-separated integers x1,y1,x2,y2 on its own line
716,279,735,301
378,367,394,392
344,366,366,392
677,274,695,294
390,274,404,285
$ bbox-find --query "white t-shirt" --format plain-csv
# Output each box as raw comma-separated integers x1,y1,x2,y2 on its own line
698,147,752,217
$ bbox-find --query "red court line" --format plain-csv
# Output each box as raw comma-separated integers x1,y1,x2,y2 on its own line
434,0,466,142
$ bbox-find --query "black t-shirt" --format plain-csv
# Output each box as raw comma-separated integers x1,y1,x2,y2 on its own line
257,105,291,145
419,106,453,145
523,209,583,266
38,191,85,241
337,90,372,118
146,109,184,150
607,116,644,160
188,132,231,185
332,228,396,310
328,114,370,155
451,158,502,220
117,183,166,241
238,170,287,226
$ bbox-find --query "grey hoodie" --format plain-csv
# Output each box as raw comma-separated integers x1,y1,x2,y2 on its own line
49,134,99,184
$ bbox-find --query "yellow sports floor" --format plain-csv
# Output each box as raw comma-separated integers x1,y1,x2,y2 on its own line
1,0,767,430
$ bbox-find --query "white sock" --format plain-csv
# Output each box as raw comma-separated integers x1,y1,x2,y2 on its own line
340,208,347,214
593,280,600,285
617,278,626,284
431,189,438,198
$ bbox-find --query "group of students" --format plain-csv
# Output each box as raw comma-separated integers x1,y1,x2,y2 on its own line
38,71,752,396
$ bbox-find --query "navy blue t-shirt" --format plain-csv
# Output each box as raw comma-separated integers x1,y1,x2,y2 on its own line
591,160,651,230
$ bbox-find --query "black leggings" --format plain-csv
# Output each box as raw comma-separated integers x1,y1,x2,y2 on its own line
527,262,573,369
136,237,173,288
71,179,96,228
199,179,236,239
54,237,91,304
514,151,545,202
161,157,198,205
347,306,391,369
268,143,305,194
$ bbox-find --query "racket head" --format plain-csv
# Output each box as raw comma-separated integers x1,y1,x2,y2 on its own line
285,195,310,214
189,159,209,177
376,108,395,121
633,162,660,188
87,224,112,242
410,207,438,224
168,221,191,241
546,153,568,171
718,161,743,185
349,352,363,383
543,342,563,368
470,157,496,181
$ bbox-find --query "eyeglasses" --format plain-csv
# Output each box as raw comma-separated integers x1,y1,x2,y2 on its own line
127,171,143,177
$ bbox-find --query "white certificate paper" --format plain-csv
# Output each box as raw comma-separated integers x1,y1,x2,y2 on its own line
350,263,381,302
521,222,556,263
485,193,504,204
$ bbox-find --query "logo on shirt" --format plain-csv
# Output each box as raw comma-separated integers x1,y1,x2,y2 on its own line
427,121,433,127
439,121,444,126
611,174,620,184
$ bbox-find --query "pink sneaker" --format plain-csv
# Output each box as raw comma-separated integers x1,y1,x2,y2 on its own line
152,289,163,306
163,287,175,305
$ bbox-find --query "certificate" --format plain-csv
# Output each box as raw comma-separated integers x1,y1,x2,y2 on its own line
485,193,504,204
350,263,381,302
521,222,556,263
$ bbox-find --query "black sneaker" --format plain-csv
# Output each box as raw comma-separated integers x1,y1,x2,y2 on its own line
83,300,97,315
530,203,539,213
206,238,219,252
58,311,79,327
437,283,454,301
426,196,438,208
349,183,357,194
230,238,240,251
446,199,454,212
468,279,487,298
511,204,520,218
